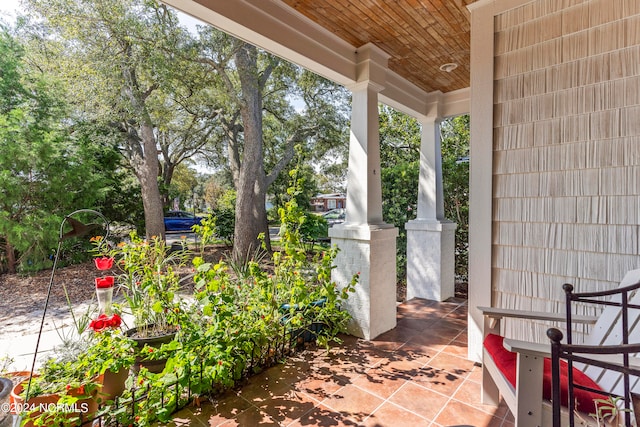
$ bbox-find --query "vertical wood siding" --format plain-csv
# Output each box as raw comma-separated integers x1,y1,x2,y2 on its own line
492,0,640,343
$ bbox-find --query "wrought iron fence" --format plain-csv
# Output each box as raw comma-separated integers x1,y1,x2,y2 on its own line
63,321,320,426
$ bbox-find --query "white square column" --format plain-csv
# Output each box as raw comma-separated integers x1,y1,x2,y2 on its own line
406,220,456,301
406,115,457,301
330,44,398,340
330,225,398,339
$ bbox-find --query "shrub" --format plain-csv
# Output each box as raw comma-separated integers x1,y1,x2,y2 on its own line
108,169,358,426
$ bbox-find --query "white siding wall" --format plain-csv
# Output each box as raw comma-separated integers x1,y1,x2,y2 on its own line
492,0,640,343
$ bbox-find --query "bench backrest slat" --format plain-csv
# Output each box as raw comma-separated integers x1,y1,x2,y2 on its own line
577,269,640,396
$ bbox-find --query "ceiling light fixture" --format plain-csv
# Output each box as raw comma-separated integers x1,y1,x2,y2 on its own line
439,62,458,73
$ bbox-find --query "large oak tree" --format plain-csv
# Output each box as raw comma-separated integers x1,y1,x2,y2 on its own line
195,29,349,261
22,0,211,239
22,0,349,259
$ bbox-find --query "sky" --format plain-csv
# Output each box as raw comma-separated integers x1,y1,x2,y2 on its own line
0,0,203,31
0,0,21,22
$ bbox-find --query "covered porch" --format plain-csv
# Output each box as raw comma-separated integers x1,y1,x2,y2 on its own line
161,0,640,363
162,0,469,348
156,0,640,423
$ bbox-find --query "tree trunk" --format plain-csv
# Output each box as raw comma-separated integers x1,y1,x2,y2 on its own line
232,44,271,263
5,239,16,274
138,122,165,240
120,57,165,241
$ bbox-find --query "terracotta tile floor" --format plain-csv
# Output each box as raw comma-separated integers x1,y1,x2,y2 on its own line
163,298,514,426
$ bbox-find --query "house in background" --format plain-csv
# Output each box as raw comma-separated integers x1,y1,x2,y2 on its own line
163,0,640,362
310,193,346,212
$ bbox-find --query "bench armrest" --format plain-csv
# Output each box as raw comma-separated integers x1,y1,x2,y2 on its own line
504,338,550,359
478,306,598,324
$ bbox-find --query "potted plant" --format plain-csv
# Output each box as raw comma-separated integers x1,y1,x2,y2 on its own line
8,308,134,426
10,357,101,427
84,327,135,403
94,233,186,373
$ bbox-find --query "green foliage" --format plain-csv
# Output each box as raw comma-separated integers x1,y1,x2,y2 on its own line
19,328,136,426
379,105,421,168
107,168,357,426
94,233,187,335
21,358,100,400
299,213,329,245
20,171,357,427
381,162,419,283
379,106,420,284
212,209,235,243
15,0,351,262
441,115,470,280
274,169,356,344
379,107,470,284
276,166,329,246
202,172,231,210
269,161,319,218
0,30,107,273
23,0,202,239
194,189,236,245
167,163,199,210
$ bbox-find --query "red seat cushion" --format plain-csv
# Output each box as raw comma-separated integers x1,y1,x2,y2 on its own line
483,333,605,414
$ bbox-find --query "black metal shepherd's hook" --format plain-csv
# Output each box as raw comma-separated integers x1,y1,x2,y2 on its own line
22,209,110,411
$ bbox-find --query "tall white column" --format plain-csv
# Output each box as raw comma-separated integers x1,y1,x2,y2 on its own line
405,115,456,301
330,44,398,340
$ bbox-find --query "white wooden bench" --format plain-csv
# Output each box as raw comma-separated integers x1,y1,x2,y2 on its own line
479,268,640,427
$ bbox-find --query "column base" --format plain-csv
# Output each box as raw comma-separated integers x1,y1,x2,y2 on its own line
405,219,457,302
329,224,398,340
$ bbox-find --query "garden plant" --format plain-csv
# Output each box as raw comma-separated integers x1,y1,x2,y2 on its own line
13,171,357,427
107,170,357,426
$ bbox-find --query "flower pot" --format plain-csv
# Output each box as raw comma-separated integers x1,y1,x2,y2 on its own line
126,325,177,374
5,372,31,414
10,378,98,427
96,368,129,404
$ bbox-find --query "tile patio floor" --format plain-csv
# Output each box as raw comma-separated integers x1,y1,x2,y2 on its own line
164,298,514,427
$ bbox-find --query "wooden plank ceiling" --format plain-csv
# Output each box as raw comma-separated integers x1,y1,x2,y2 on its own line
280,0,479,94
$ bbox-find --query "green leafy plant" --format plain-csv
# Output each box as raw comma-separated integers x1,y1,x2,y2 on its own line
84,328,136,379
573,395,633,427
92,170,358,426
193,189,236,246
18,317,136,425
272,170,357,346
20,359,98,400
17,356,101,427
95,232,187,337
112,167,358,426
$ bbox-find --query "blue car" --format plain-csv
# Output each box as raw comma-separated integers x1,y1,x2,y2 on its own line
164,211,203,232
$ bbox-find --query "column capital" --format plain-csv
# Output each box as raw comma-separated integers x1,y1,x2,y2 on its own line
416,91,445,122
347,80,385,94
348,43,389,90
